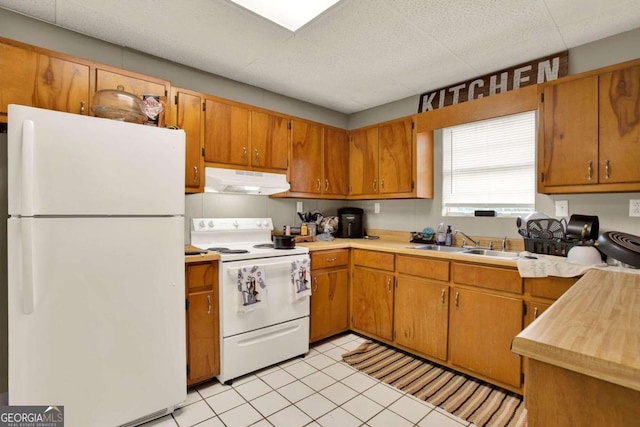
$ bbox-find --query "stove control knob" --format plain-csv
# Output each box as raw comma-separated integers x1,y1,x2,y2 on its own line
262,220,269,227
198,220,205,229
208,220,214,228
256,220,262,227
233,220,239,228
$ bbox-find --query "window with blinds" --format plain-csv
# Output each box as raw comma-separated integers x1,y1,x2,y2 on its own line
442,111,536,217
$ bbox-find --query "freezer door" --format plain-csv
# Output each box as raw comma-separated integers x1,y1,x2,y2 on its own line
8,105,185,216
8,216,186,427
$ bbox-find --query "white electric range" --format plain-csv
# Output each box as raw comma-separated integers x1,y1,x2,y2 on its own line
190,218,310,384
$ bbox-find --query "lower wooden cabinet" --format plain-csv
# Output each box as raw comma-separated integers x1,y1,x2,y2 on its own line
394,255,450,361
185,260,219,385
310,249,349,342
449,287,523,388
350,250,395,341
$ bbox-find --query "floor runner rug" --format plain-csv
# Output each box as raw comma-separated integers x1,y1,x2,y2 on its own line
342,340,526,427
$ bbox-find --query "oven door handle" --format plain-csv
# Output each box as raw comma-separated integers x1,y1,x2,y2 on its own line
225,260,308,276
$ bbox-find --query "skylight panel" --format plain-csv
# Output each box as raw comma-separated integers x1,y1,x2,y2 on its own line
230,0,339,31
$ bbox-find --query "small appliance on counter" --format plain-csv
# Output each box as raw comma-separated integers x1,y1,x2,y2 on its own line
336,207,364,238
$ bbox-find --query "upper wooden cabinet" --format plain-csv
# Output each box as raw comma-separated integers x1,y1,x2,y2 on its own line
289,119,348,197
251,110,289,170
204,97,288,172
349,117,423,199
172,87,204,193
95,67,168,98
538,59,640,193
1,41,89,121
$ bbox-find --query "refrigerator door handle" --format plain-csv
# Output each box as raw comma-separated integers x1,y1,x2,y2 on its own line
21,120,35,217
22,218,35,314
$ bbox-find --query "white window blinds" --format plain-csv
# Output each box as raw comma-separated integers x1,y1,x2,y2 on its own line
442,111,536,216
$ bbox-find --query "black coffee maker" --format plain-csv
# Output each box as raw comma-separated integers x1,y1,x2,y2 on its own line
337,207,364,238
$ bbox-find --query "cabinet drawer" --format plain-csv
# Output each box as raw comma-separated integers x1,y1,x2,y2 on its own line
452,263,522,294
186,261,218,292
352,249,395,271
397,255,449,282
526,276,579,300
311,249,349,269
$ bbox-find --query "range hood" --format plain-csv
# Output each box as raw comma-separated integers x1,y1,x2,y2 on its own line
204,167,290,195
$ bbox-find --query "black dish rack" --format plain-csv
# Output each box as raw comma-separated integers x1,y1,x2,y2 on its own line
523,237,584,257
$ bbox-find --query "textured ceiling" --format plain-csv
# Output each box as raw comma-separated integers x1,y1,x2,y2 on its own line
1,0,639,114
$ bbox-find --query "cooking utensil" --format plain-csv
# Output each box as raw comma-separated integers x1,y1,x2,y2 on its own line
566,214,599,240
272,235,296,249
596,231,640,268
91,85,146,123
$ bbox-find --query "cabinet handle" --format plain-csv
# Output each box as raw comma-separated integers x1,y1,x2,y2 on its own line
454,291,459,309
313,277,318,293
193,166,198,184
255,149,260,164
373,179,377,192
326,257,337,262
80,100,85,114
381,178,385,191
441,289,445,305
533,306,539,320
207,295,212,315
605,160,610,180
325,179,329,192
587,160,593,181
386,277,392,292
242,146,248,163
316,179,321,191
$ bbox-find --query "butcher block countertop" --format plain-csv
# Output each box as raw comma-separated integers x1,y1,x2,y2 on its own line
512,269,640,392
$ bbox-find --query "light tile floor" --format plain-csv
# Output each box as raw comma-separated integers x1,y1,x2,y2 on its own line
144,333,476,427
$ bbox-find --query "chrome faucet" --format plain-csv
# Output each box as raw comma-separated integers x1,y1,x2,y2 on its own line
455,230,480,248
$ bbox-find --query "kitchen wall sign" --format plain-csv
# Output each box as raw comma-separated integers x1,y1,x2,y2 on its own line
418,51,568,113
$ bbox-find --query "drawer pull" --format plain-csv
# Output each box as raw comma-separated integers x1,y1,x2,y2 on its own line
193,166,198,184
313,277,318,292
454,291,459,309
387,277,392,292
587,160,593,181
316,179,321,191
605,159,610,180
326,257,337,262
441,289,445,305
207,295,212,315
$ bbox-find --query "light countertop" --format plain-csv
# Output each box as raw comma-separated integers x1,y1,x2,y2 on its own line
512,269,640,392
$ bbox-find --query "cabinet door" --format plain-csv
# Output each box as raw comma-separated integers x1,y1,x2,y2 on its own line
449,288,522,388
251,111,289,170
349,127,379,195
0,43,37,118
35,55,89,115
599,65,640,184
395,277,448,360
379,118,413,194
175,89,204,192
541,76,599,187
95,68,167,97
187,291,219,384
351,266,394,341
524,301,552,328
310,268,349,342
290,120,323,193
204,98,251,166
323,127,349,196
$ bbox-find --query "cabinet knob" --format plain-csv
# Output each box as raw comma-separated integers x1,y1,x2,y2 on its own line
80,100,85,114
604,160,610,180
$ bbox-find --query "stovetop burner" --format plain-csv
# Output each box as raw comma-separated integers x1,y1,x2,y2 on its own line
207,247,250,254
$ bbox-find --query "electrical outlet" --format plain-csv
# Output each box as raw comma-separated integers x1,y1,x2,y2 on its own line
630,199,640,217
555,200,569,217
296,201,303,213
374,202,380,214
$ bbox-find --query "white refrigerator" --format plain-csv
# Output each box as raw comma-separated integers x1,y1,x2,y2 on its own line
6,105,187,426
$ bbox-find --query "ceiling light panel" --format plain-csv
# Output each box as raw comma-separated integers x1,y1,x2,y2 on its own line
229,0,339,31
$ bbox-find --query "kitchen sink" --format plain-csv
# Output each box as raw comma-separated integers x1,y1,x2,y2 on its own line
408,244,467,253
461,248,520,259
